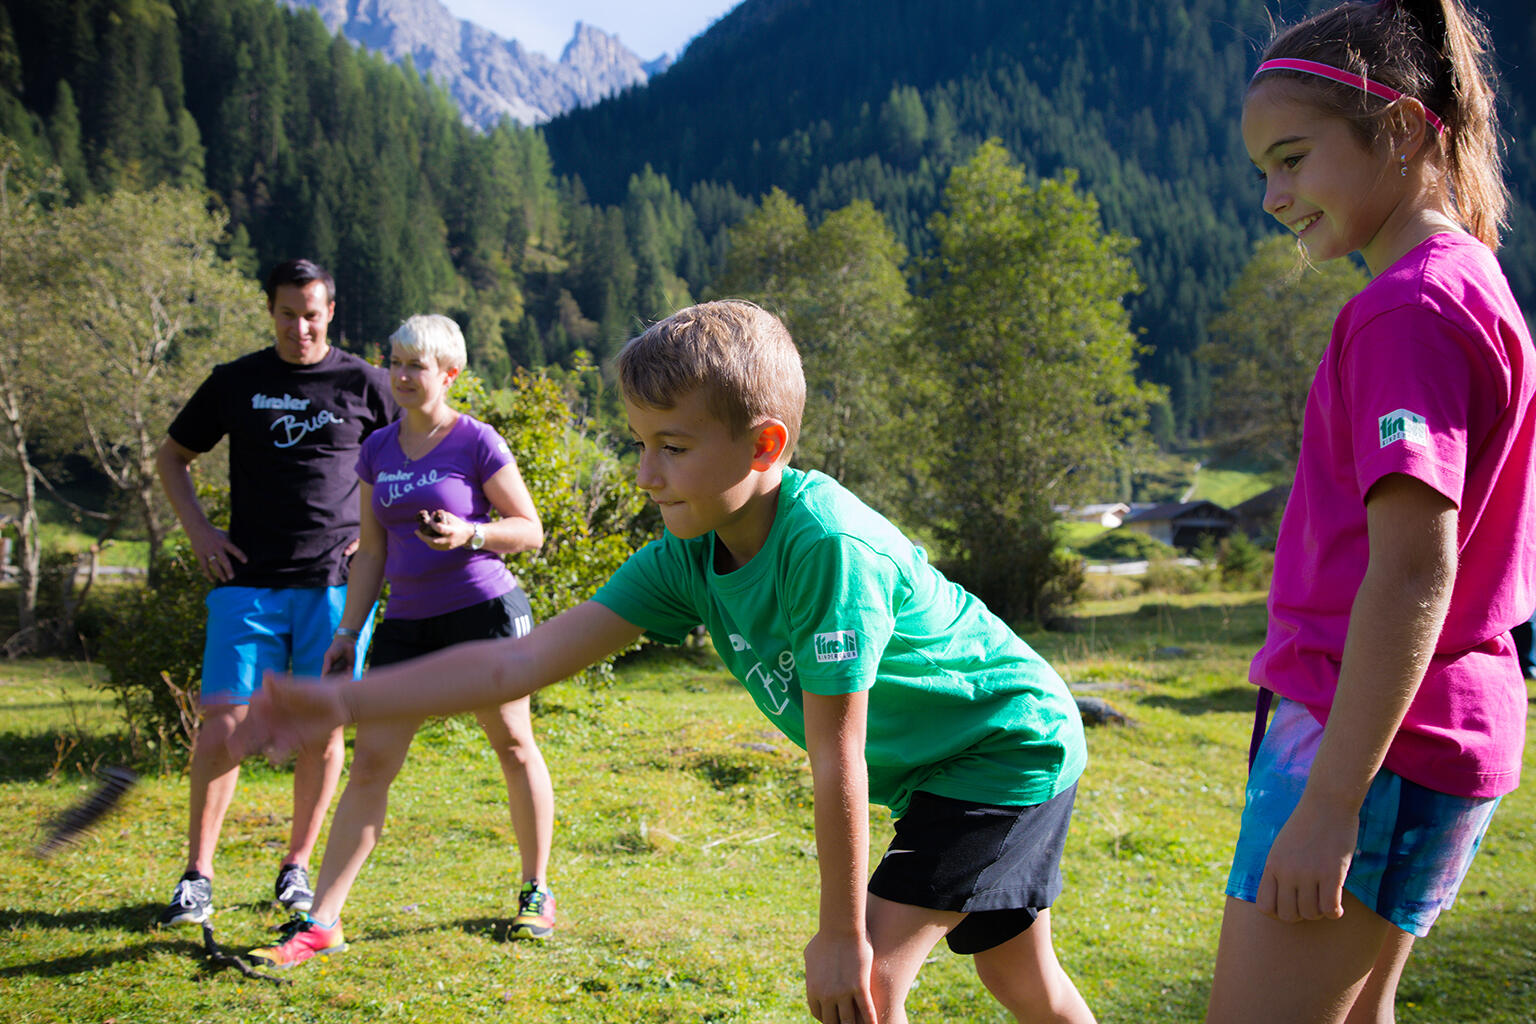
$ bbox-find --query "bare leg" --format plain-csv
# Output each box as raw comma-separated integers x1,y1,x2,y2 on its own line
1343,926,1415,1024
185,704,246,878
306,717,423,924
286,724,347,869
475,697,553,883
1206,892,1396,1024
864,893,957,1024
972,910,1095,1023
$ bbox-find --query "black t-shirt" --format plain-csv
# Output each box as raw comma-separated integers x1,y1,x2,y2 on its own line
168,346,396,588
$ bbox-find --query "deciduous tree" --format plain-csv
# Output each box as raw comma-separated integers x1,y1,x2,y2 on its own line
922,140,1155,621
1200,234,1368,471
57,185,264,573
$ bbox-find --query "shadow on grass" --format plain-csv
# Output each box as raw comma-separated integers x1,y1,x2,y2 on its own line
0,730,136,783
1141,686,1259,716
0,902,191,979
458,916,528,943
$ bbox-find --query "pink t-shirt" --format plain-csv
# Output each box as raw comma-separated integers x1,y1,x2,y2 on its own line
1252,233,1536,799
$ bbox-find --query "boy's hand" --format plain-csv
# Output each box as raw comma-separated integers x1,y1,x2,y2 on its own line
228,671,349,764
1256,790,1356,922
803,929,877,1024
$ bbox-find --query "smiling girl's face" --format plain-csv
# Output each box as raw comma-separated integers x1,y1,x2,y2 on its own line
1242,78,1411,273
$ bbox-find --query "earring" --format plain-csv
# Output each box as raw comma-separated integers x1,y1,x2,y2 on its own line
1399,153,1408,177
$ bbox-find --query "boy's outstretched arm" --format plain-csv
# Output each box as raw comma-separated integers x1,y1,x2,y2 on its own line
232,601,644,762
801,689,879,1024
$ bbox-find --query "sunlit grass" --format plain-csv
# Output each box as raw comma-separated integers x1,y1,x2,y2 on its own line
2,596,1532,1022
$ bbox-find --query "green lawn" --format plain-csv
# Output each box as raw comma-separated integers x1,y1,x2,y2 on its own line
1186,467,1285,508
2,597,1533,1022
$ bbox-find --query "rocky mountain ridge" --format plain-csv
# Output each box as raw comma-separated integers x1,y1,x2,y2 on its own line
280,0,669,127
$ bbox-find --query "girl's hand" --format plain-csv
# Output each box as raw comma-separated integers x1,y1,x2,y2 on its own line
1256,790,1358,922
414,508,471,550
803,929,878,1024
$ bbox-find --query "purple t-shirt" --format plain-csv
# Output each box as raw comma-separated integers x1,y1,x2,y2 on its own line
1253,233,1536,799
355,414,518,620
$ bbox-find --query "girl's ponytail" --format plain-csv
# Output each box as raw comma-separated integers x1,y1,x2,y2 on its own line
1399,0,1506,248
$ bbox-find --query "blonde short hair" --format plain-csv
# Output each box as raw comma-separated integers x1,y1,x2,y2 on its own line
617,301,805,453
389,314,467,372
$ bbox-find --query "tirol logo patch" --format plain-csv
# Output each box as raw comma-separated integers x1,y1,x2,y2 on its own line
1378,409,1429,449
814,630,859,663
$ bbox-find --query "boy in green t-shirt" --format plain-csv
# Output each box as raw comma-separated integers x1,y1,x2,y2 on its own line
236,301,1095,1023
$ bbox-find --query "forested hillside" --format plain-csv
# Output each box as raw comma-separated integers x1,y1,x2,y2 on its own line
0,0,723,392
0,0,1531,436
546,0,1536,434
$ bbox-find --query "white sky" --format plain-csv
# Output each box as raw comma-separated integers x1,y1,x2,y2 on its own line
438,1,740,62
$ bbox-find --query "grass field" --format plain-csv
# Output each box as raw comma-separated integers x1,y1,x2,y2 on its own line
3,594,1533,1022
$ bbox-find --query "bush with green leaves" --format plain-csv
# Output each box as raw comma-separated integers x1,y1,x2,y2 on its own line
94,537,211,770
94,370,650,765
450,368,651,681
1076,528,1179,563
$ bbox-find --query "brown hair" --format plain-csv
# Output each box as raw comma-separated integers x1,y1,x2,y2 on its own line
1251,0,1507,247
617,300,805,453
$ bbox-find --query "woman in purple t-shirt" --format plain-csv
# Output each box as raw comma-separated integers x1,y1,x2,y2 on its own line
250,315,557,969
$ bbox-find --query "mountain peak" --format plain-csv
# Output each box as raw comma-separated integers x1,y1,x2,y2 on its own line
281,0,655,128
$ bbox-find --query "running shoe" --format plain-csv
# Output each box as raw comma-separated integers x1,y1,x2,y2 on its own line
274,863,314,912
157,871,213,926
509,880,556,939
247,914,347,969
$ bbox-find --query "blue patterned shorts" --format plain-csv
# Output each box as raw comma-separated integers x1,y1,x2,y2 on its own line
1227,697,1500,937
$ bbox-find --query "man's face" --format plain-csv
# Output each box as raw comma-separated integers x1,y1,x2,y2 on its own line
269,281,334,365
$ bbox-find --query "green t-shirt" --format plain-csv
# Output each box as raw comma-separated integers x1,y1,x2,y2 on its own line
593,468,1086,815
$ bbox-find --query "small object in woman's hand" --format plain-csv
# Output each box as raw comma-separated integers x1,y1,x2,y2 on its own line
417,509,450,536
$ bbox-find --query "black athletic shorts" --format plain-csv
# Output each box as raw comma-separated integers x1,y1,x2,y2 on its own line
370,589,533,668
867,783,1077,955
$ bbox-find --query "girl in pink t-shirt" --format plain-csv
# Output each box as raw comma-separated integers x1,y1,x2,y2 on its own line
1208,3,1535,1023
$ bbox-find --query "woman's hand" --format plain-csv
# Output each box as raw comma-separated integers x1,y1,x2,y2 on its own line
322,636,357,677
414,508,472,550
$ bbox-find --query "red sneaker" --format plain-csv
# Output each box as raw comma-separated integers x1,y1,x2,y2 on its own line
248,914,347,968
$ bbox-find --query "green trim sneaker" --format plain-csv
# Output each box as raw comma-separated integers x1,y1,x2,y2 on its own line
509,881,556,939
157,871,213,926
248,914,347,969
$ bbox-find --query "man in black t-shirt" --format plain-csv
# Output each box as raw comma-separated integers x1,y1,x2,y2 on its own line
154,259,395,927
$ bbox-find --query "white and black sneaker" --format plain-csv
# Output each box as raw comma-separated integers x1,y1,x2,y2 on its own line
274,863,314,913
158,871,213,926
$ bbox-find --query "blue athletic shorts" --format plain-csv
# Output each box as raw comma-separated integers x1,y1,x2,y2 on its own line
200,585,376,706
1227,697,1500,937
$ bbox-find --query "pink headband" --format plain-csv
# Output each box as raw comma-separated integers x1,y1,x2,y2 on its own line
1252,57,1445,134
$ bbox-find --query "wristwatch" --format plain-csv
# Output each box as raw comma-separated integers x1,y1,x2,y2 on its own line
470,523,486,550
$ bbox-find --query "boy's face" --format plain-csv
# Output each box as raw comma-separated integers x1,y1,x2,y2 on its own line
625,388,783,554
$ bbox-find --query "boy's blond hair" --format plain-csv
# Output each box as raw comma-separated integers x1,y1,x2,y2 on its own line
617,300,805,454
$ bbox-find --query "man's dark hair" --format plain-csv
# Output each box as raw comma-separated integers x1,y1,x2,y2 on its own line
263,259,335,309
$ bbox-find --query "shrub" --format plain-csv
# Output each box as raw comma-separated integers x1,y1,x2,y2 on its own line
1217,533,1273,591
94,537,209,770
1077,529,1179,563
1140,556,1212,595
940,516,1086,626
451,369,652,683
93,371,651,763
